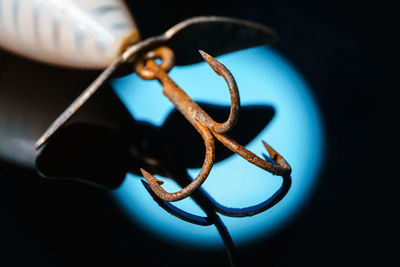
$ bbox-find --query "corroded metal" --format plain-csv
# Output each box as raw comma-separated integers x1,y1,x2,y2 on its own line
136,47,216,202
135,46,291,202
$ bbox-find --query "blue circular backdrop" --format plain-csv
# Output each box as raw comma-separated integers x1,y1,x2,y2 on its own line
111,46,324,249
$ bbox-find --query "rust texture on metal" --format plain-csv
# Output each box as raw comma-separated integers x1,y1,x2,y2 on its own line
135,46,291,202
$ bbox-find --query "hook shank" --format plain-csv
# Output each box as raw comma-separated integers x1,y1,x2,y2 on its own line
213,133,291,176
136,48,216,201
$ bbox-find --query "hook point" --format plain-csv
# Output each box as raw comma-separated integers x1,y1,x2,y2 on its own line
262,140,278,161
198,49,210,59
140,168,164,185
199,50,223,76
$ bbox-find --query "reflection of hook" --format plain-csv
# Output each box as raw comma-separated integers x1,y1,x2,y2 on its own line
135,46,291,202
141,172,239,267
142,168,291,266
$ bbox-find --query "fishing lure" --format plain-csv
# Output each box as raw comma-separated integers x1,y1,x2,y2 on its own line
0,0,291,201
0,0,139,68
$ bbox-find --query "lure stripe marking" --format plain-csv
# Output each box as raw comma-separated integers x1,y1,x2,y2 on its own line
12,0,19,36
91,5,121,17
32,0,41,45
75,26,85,51
96,38,107,52
52,12,61,49
0,0,3,28
112,22,131,30
90,5,123,52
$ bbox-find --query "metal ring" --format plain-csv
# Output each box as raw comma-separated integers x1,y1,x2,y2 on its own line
135,46,175,80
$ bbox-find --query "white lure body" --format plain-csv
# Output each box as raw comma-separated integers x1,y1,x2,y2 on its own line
0,0,140,69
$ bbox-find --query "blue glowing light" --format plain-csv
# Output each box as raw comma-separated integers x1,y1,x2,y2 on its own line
111,46,324,249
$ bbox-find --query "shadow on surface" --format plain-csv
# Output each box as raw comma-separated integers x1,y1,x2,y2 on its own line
36,103,275,188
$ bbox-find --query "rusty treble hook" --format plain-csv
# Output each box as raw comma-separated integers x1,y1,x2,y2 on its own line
135,46,291,202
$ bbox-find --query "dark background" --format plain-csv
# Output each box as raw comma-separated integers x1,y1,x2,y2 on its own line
0,0,395,266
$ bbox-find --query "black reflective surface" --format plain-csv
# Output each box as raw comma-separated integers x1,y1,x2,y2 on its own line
0,0,394,266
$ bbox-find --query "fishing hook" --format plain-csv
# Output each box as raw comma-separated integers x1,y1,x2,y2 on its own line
135,46,216,202
135,46,291,202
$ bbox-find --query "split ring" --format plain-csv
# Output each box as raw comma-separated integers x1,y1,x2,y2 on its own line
135,46,175,80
